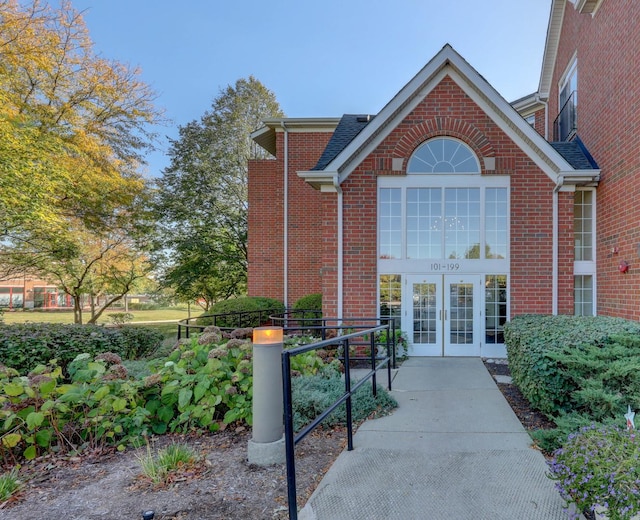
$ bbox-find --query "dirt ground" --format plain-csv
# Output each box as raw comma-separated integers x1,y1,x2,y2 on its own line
0,360,551,520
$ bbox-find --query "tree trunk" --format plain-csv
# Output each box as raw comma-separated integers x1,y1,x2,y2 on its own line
86,293,125,325
73,296,83,324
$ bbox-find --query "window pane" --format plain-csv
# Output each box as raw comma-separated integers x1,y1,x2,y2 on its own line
406,188,441,259
485,275,507,343
379,188,402,259
574,275,594,316
485,188,508,259
380,275,402,329
444,188,480,259
574,190,593,261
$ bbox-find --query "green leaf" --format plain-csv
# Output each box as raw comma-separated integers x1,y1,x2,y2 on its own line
112,398,127,412
3,383,24,397
23,445,37,460
93,386,110,400
2,433,21,448
178,388,193,410
194,381,209,403
26,411,44,430
152,422,167,435
35,429,52,447
158,405,174,423
38,379,56,395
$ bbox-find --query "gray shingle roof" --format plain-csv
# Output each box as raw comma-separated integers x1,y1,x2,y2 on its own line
550,137,599,169
312,114,374,171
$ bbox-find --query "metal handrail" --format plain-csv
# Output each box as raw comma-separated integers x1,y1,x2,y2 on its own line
282,323,393,520
176,308,283,340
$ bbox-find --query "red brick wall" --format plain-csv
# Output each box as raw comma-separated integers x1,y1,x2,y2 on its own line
337,77,562,318
248,130,330,307
549,0,640,319
248,157,283,301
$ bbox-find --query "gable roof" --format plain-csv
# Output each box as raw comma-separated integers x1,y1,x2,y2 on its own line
312,114,373,171
299,43,599,190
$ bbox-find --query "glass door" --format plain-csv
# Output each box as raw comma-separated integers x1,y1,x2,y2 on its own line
444,276,480,356
403,275,442,356
403,275,481,356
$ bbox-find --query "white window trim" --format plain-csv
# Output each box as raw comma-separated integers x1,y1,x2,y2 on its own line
574,187,596,315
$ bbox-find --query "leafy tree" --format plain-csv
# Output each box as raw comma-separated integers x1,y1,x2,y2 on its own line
8,220,153,324
0,0,163,270
154,76,283,307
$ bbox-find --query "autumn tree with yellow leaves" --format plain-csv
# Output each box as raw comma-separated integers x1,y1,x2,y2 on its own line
0,0,162,319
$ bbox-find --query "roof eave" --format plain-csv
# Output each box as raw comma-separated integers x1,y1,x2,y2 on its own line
251,117,342,157
297,170,339,191
560,169,601,186
538,0,566,99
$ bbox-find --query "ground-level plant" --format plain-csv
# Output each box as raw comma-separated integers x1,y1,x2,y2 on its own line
136,442,197,486
0,467,21,502
548,425,640,520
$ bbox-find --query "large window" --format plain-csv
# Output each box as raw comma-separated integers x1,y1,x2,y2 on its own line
379,186,508,261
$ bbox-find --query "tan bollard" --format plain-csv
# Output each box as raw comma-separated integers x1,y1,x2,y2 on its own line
247,327,286,465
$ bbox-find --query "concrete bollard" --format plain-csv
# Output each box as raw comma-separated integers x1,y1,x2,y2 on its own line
247,326,286,465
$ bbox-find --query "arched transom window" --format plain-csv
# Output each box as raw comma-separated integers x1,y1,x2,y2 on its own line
407,137,480,173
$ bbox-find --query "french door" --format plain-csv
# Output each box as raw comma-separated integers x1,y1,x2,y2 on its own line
402,274,482,356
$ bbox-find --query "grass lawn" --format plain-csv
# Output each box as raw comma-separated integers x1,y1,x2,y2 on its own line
1,307,193,325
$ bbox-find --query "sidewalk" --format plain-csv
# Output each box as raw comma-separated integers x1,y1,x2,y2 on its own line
299,357,573,520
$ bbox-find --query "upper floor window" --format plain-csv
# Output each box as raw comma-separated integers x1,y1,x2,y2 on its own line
555,60,578,141
407,137,480,174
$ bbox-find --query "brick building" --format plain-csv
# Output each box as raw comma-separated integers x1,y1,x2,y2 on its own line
248,0,636,357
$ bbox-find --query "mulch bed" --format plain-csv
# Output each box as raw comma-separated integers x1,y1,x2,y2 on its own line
483,360,556,433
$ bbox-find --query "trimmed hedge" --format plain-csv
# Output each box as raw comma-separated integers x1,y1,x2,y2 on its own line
505,315,640,417
0,323,163,375
197,297,285,328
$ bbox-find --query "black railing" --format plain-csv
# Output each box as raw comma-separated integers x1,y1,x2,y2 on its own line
554,90,577,141
281,322,393,520
176,308,284,340
270,313,398,370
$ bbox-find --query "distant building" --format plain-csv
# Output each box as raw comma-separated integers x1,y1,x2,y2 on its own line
0,276,73,310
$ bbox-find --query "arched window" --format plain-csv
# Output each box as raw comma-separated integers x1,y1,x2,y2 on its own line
407,137,480,173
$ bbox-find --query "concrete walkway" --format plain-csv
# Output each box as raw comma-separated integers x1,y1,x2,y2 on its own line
299,357,574,520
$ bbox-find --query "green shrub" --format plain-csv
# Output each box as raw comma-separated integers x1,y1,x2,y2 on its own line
197,297,285,328
115,326,164,359
504,315,640,418
0,323,163,375
291,370,397,432
292,293,322,325
548,425,640,520
108,312,134,326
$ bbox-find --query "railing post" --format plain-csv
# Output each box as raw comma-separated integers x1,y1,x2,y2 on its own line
370,329,377,397
282,351,298,520
343,338,354,451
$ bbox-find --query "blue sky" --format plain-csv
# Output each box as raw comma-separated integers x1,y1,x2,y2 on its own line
69,0,552,177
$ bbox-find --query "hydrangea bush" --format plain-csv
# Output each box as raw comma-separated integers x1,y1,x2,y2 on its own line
548,425,640,520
